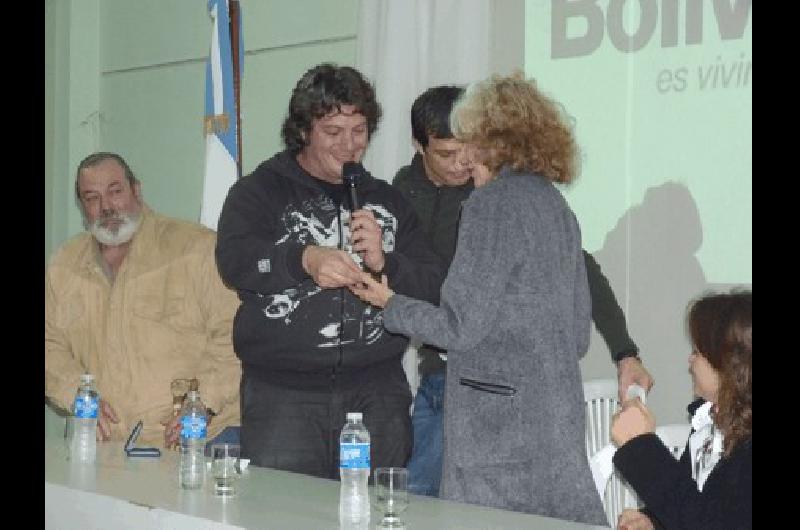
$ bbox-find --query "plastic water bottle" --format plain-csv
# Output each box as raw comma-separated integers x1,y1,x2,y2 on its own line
339,412,371,528
179,389,207,489
71,373,99,463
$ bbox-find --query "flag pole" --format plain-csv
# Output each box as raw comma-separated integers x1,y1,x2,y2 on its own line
229,0,242,178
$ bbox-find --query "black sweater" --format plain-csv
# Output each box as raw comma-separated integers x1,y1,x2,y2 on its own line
613,401,752,529
215,151,445,385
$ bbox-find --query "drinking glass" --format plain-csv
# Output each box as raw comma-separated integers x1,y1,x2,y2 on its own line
372,467,409,529
63,415,74,459
211,443,241,497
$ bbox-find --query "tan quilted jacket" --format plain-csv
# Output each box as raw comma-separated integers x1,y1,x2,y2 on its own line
45,206,241,445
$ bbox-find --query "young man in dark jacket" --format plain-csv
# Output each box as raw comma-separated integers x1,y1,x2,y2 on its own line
393,85,654,496
215,64,445,479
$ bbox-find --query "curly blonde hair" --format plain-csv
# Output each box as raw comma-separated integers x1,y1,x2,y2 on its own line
450,72,579,184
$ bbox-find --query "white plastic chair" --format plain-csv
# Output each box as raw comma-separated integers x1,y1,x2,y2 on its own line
656,423,691,460
583,378,639,528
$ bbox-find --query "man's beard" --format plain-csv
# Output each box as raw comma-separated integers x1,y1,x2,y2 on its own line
89,210,142,246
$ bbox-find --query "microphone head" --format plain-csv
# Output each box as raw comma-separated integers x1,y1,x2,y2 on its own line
342,161,365,187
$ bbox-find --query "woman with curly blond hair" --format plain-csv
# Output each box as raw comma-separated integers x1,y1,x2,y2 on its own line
611,290,752,529
351,73,608,525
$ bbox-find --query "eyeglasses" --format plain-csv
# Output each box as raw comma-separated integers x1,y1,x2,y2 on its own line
170,378,198,415
170,378,196,393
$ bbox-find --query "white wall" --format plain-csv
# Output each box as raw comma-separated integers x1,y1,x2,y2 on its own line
45,0,360,260
526,0,752,424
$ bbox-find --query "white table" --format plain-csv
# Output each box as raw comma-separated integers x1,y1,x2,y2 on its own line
45,428,609,529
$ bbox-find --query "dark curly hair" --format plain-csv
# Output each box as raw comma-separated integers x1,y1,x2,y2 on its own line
687,289,752,456
281,63,381,154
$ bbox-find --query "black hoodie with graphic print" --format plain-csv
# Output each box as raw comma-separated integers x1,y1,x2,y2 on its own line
216,150,446,386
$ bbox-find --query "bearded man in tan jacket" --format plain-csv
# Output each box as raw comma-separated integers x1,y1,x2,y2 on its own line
45,152,241,446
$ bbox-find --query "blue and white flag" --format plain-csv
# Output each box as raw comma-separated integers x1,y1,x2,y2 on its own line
200,0,243,230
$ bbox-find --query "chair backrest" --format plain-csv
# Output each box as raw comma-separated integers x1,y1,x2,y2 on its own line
583,378,619,457
656,423,691,460
583,378,639,528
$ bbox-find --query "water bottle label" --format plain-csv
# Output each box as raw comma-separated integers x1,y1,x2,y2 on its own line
180,415,207,439
340,442,370,469
74,395,99,419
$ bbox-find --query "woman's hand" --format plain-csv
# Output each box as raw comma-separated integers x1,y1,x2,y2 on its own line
349,272,393,308
617,509,655,530
611,398,655,446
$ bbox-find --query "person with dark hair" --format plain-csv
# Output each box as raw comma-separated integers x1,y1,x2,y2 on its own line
611,290,752,530
392,85,474,498
394,84,653,498
45,152,241,447
352,74,609,525
214,63,445,479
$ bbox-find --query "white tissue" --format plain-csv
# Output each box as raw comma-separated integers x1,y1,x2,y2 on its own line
589,385,647,499
625,384,647,404
589,444,617,498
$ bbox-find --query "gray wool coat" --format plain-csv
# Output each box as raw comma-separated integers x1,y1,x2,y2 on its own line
383,168,608,526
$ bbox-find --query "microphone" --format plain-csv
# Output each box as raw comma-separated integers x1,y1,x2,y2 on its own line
341,162,381,281
342,161,364,212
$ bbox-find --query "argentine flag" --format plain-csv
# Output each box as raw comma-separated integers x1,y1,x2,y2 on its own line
200,0,243,230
